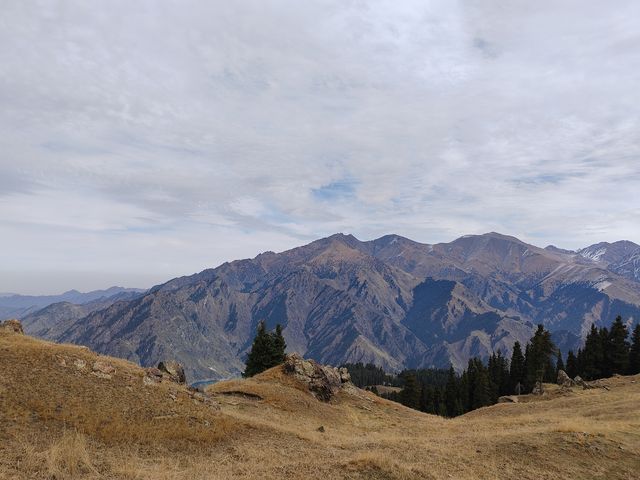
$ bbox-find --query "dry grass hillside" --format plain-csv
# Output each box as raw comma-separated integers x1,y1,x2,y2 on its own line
1,328,639,479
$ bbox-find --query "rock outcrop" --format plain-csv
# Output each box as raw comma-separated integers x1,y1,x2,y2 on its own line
92,360,116,379
557,370,575,388
143,362,187,386
498,395,518,403
158,360,186,384
0,319,24,334
283,353,351,401
531,381,544,395
574,375,600,390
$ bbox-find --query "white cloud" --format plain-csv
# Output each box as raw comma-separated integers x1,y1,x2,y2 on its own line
1,0,639,293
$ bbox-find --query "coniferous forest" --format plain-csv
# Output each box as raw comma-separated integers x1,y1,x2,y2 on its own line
344,316,640,417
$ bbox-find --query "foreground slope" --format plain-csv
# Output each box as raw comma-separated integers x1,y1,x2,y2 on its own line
1,329,639,479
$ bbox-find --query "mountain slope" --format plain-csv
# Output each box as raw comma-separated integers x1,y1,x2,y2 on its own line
40,233,640,380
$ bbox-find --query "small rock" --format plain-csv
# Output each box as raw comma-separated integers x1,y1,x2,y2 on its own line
317,425,325,433
338,367,351,383
531,381,544,395
498,395,518,403
91,372,112,380
93,361,116,376
143,367,163,385
73,359,87,370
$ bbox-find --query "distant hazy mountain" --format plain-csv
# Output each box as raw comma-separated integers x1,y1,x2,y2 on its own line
0,287,146,320
21,290,144,337
41,233,640,381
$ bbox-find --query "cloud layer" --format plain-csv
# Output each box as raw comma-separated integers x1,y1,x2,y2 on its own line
1,1,639,293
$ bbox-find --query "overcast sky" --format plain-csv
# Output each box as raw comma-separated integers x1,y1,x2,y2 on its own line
1,1,639,294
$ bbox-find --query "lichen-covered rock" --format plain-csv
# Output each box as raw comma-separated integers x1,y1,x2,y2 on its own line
0,319,24,334
158,360,186,384
574,375,595,390
283,353,351,401
73,359,87,370
531,381,544,395
93,361,116,375
143,367,163,385
557,370,575,388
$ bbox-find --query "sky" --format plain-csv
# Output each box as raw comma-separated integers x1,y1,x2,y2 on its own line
1,1,639,294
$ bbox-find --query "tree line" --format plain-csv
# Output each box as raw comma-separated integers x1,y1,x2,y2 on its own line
565,316,640,380
242,316,640,416
345,316,640,418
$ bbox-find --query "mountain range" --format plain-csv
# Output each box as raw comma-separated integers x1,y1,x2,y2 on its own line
13,232,640,381
0,287,145,320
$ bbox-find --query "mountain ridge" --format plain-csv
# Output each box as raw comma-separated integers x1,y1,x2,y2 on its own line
17,232,640,381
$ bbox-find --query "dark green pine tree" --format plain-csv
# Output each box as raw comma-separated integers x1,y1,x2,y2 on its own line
243,322,287,377
581,324,604,380
270,323,287,366
444,366,460,417
525,325,556,390
565,350,579,379
509,341,525,394
399,372,421,410
628,324,640,375
243,321,272,377
555,349,565,378
576,348,585,377
467,358,491,409
599,326,612,378
607,316,629,375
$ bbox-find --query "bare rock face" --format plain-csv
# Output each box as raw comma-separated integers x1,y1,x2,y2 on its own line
158,360,186,384
0,319,24,334
557,370,575,388
283,353,351,401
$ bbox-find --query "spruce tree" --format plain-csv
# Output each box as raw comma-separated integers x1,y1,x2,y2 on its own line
444,366,459,417
566,350,578,379
509,341,525,394
608,316,629,375
599,326,612,378
399,372,420,409
581,324,604,380
555,349,565,378
628,324,640,375
270,323,287,366
467,358,491,409
525,325,555,390
243,322,287,377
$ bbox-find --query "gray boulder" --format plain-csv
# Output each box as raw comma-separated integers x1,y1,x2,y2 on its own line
557,370,575,388
283,353,351,401
158,360,186,384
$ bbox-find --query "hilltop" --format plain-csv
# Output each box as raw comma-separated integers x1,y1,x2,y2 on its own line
1,327,639,479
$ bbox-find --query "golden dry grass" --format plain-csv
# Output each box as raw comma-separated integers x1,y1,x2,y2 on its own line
1,329,639,479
